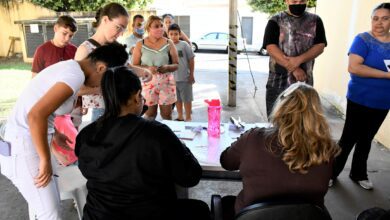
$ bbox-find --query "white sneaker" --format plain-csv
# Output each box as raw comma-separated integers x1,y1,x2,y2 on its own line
328,179,333,188
358,180,373,190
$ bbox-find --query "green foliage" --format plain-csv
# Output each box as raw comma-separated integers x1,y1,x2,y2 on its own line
29,0,152,12
247,0,316,15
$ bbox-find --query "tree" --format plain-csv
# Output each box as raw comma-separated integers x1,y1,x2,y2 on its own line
247,0,316,15
29,0,152,12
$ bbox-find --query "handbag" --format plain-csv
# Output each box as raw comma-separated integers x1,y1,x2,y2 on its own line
0,139,11,156
51,115,78,166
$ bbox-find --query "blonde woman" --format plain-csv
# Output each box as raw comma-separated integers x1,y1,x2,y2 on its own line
132,15,179,120
220,82,340,220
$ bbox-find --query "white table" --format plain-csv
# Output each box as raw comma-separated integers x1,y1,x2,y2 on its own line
162,120,269,177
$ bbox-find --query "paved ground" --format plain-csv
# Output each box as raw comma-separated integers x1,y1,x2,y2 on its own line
0,52,389,219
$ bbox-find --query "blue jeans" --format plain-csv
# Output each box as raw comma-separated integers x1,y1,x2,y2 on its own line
91,108,105,122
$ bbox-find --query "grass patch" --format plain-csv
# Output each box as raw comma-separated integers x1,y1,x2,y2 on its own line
0,57,31,70
0,69,30,118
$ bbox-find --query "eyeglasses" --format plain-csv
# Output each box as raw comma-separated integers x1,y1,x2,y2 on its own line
135,22,144,28
111,20,127,33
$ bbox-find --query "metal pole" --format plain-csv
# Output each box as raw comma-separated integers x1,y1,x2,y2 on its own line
228,0,237,107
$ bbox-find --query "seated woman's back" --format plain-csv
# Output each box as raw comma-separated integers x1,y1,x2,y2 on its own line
220,82,340,213
75,67,202,219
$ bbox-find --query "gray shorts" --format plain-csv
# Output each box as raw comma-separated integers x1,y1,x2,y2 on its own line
176,82,193,102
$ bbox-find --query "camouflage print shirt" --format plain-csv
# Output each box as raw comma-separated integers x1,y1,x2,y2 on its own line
262,11,327,89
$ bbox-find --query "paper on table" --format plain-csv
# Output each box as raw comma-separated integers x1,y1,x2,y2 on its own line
384,60,390,72
175,130,198,140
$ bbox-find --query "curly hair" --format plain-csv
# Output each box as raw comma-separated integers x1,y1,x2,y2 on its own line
266,83,340,174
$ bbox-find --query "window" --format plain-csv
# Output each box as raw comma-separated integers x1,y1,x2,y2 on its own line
204,33,217,40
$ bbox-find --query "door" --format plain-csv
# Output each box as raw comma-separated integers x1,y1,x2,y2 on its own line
217,33,229,50
241,17,253,45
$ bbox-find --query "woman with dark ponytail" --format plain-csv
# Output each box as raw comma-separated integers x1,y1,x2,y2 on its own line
75,67,210,220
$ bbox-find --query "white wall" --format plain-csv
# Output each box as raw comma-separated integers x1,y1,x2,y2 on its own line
315,0,390,148
149,0,269,51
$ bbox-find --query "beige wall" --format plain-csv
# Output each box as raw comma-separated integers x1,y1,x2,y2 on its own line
315,0,390,148
0,2,56,57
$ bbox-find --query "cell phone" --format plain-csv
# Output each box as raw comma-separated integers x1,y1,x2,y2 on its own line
0,140,11,156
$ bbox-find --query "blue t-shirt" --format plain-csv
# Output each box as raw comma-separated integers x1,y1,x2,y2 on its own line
347,32,390,109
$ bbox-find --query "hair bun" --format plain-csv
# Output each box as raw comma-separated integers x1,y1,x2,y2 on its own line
95,8,102,23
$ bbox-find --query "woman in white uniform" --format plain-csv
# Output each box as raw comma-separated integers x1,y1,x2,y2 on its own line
1,43,128,220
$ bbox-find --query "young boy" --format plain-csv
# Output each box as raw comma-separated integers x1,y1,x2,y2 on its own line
31,15,78,77
168,24,195,121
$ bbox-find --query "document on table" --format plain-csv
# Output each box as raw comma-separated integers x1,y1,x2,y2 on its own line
174,130,198,140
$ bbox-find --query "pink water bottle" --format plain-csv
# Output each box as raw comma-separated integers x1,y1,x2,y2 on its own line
205,99,222,137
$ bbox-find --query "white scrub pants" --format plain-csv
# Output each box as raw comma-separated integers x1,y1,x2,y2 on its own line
2,132,61,220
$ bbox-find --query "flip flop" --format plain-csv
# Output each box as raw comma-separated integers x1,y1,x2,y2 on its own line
174,118,184,121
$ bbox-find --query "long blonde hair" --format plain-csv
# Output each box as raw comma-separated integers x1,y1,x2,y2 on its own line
267,83,340,174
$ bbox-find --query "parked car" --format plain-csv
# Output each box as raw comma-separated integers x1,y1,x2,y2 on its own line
191,32,245,53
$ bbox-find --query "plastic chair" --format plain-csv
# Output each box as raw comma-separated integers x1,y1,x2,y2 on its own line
211,194,332,220
57,165,87,220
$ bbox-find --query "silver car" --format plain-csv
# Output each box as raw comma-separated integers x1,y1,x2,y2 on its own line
191,32,245,53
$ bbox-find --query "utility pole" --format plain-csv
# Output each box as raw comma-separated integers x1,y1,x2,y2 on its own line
228,0,237,107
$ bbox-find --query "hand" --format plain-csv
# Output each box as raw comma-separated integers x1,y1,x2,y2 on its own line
141,68,153,83
53,130,73,151
189,75,195,84
157,65,169,73
34,159,53,188
82,108,88,115
284,55,303,73
147,66,158,75
291,67,307,82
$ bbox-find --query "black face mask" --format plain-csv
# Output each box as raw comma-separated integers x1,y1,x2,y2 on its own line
289,4,307,16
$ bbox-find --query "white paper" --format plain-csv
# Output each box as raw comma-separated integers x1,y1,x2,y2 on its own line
30,24,39,33
384,60,390,72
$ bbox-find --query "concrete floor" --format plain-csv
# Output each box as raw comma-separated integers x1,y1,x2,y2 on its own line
1,53,389,219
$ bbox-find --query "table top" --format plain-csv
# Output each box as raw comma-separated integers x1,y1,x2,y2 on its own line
162,120,269,172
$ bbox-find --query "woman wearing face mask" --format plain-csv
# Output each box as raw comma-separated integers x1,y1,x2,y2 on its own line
132,15,179,120
331,3,390,190
1,43,128,220
162,13,191,45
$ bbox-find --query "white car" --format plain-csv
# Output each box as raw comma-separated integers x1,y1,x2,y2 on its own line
191,32,245,53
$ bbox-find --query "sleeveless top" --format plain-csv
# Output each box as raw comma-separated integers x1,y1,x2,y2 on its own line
268,11,318,88
79,40,105,109
141,39,170,68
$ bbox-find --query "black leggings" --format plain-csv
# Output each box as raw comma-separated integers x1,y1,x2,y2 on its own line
333,100,388,180
266,87,286,118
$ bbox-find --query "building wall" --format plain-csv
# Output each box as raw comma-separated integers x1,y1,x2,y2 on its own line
315,0,390,148
0,2,56,57
149,0,269,52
